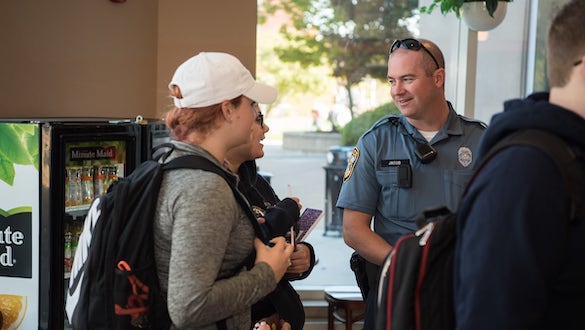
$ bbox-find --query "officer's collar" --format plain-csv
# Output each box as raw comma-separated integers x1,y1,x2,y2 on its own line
438,102,464,139
396,102,462,141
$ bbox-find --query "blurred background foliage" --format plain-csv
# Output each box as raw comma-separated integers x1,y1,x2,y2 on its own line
340,101,400,146
259,0,417,120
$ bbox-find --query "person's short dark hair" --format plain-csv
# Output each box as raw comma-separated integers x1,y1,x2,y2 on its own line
547,0,585,87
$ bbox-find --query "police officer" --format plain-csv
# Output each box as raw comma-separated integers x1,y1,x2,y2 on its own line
336,38,486,329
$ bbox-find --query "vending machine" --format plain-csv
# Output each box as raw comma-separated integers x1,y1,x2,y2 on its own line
0,117,169,329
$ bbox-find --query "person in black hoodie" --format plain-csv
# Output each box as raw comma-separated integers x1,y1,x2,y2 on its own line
226,104,316,330
454,1,585,329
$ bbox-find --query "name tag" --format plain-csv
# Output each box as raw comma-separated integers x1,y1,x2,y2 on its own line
380,159,410,167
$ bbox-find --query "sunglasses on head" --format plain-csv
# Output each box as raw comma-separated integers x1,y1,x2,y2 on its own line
390,38,441,70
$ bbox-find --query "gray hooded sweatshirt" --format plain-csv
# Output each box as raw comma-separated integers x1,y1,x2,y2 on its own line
154,141,276,329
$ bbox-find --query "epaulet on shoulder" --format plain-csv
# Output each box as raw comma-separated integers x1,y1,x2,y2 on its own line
363,114,399,136
459,115,487,129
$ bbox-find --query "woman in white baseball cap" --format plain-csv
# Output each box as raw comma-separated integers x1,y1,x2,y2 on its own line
154,52,294,329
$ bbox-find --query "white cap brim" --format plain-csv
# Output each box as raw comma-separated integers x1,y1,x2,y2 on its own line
243,82,277,104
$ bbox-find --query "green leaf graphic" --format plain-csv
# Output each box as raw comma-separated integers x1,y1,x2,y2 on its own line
0,158,16,186
0,123,39,185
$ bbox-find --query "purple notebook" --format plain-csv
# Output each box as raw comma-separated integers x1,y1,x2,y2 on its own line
295,208,324,243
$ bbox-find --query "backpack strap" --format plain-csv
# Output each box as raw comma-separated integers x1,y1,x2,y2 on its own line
163,154,266,240
478,129,584,222
152,142,177,162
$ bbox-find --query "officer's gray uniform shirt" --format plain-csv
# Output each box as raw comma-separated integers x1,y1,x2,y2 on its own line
336,105,485,245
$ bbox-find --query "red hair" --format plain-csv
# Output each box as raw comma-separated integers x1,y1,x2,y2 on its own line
164,96,243,141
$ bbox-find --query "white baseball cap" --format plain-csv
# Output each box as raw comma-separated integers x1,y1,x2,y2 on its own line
168,52,277,108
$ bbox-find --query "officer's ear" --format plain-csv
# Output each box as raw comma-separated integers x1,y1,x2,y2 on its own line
433,68,445,88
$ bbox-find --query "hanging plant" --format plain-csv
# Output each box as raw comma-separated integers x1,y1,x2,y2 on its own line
420,0,513,18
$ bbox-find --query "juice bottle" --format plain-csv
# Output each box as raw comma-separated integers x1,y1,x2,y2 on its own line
81,166,94,204
64,227,73,273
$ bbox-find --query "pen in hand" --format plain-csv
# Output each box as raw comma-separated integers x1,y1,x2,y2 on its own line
288,184,295,248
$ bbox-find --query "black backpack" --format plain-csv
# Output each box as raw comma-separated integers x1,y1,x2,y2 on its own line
375,129,585,330
65,148,266,329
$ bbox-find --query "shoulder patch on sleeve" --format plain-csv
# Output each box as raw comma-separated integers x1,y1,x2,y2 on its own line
343,147,360,183
360,114,398,138
459,115,487,129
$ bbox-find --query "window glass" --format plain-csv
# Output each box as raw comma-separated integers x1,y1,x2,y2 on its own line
420,0,529,124
256,0,559,291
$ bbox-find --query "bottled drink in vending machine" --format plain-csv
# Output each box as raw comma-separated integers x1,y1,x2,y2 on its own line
107,166,118,186
94,165,108,196
64,228,73,273
65,169,71,207
71,220,82,263
81,166,94,204
98,165,119,194
67,167,82,206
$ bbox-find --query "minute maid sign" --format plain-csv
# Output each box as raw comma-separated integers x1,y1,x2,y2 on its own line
0,208,32,277
0,123,38,278
0,122,39,329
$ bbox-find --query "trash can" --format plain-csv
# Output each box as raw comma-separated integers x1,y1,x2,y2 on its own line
323,146,354,236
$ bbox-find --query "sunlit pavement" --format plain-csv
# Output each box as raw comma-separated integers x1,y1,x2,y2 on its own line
256,143,356,288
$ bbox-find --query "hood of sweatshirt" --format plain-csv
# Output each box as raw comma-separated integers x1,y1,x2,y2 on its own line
478,92,585,157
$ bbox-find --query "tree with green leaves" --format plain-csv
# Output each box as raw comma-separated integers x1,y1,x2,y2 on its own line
262,0,418,119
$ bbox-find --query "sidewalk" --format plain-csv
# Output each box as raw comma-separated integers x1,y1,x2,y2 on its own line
256,143,357,288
